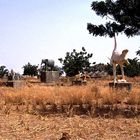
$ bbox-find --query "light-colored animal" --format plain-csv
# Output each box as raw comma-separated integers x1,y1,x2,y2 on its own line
110,35,129,83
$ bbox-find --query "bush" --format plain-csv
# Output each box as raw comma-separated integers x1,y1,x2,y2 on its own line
23,62,38,76
58,47,93,76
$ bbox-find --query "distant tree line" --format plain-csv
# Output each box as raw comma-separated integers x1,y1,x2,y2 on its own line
0,47,140,78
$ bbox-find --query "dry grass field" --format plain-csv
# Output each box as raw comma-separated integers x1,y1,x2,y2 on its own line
0,76,140,139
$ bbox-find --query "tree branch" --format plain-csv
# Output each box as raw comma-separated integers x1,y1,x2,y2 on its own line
106,15,115,21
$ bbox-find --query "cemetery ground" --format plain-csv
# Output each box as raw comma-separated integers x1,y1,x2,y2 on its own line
0,76,140,139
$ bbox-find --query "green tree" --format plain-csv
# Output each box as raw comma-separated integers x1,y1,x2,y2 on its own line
87,0,140,37
104,63,113,75
0,65,9,78
124,58,140,77
58,47,93,77
23,62,38,76
91,63,107,72
136,48,140,56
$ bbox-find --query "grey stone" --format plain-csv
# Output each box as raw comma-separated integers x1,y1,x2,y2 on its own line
109,82,132,91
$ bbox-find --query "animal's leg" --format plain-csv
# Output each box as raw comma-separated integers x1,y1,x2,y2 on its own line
120,65,125,80
113,64,117,83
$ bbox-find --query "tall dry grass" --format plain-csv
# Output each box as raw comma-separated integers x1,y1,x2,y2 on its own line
0,79,140,116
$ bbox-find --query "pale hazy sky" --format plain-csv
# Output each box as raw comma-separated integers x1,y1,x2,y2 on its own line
0,0,139,73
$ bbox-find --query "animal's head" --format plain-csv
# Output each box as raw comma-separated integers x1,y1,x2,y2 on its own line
41,59,48,64
122,49,129,56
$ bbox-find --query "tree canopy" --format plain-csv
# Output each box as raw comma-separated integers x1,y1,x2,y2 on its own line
136,48,140,56
58,47,93,77
87,0,140,37
0,65,9,78
22,62,38,76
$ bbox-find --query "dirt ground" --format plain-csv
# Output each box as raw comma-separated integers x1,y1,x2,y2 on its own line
0,111,139,140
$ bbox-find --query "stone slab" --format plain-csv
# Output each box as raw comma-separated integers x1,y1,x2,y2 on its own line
72,79,87,86
6,80,25,88
109,82,132,91
40,71,59,83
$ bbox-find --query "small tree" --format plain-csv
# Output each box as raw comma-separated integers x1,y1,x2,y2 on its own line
124,58,140,77
0,65,9,78
58,47,93,77
23,62,38,76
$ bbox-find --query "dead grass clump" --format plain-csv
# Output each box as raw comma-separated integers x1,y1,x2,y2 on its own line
100,87,130,104
54,84,104,106
127,88,140,105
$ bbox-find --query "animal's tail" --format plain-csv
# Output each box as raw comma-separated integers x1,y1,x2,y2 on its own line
113,35,117,52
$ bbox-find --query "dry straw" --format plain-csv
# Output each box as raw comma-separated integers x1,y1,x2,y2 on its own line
0,78,140,115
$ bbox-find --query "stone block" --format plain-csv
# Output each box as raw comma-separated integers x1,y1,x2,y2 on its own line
6,80,25,88
40,71,59,83
109,82,132,91
72,79,87,86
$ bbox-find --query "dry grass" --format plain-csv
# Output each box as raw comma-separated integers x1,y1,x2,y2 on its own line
0,112,139,139
0,78,140,116
0,77,140,139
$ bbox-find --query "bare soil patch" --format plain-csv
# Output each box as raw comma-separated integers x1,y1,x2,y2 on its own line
0,112,139,140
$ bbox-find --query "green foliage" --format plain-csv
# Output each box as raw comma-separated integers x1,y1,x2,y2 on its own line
58,47,93,77
104,63,113,75
105,63,125,76
0,65,9,78
124,58,140,77
89,63,123,76
23,62,38,76
87,0,140,37
90,63,107,73
136,49,140,56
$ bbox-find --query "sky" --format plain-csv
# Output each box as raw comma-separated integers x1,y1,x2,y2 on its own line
0,0,139,74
